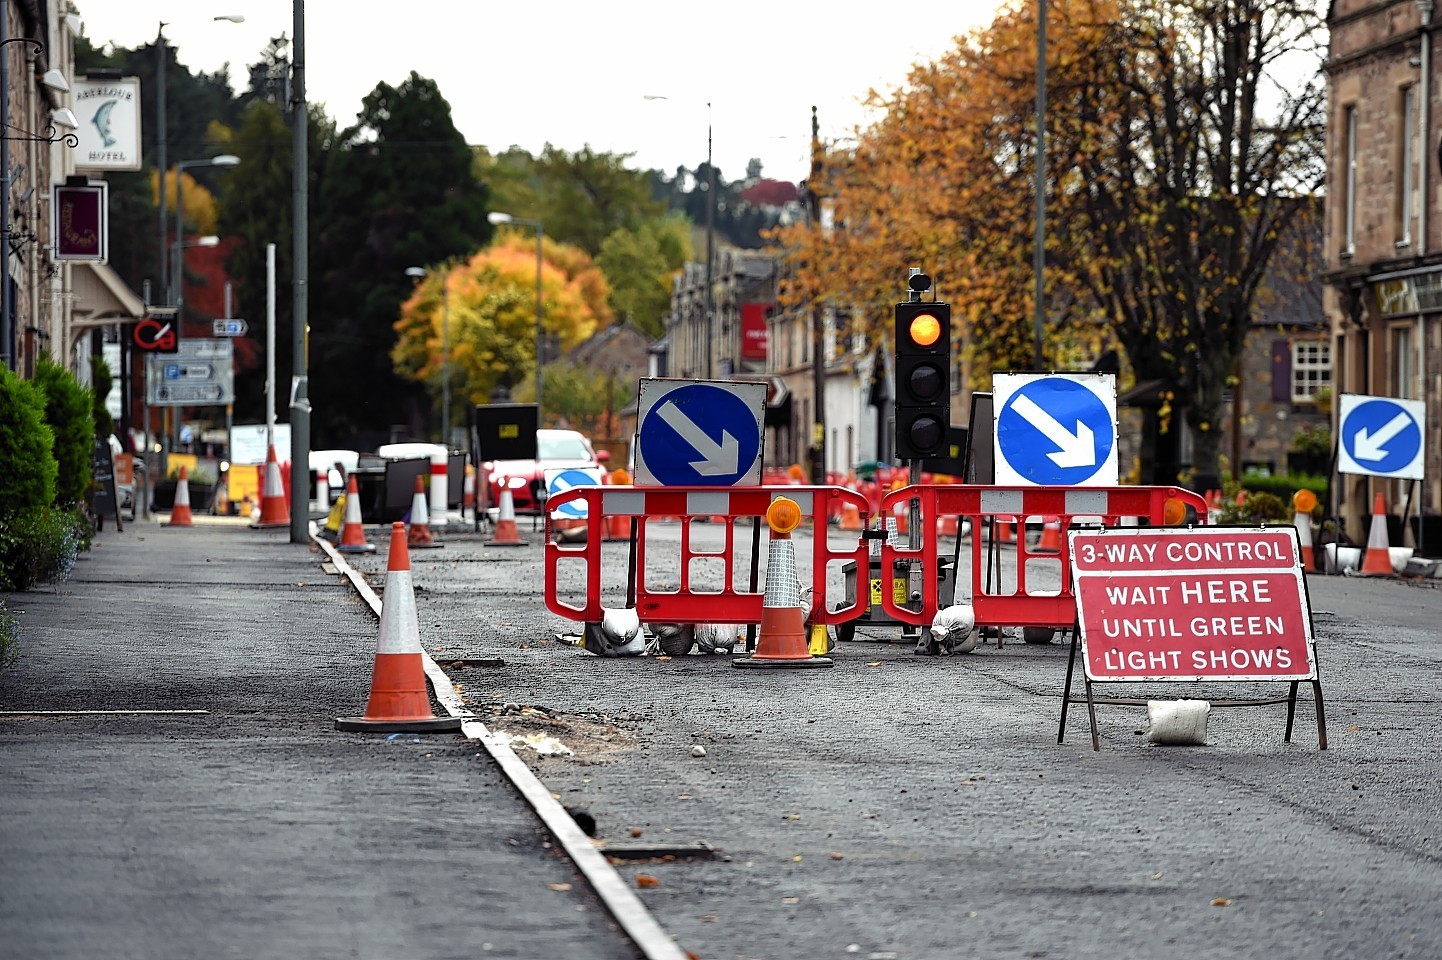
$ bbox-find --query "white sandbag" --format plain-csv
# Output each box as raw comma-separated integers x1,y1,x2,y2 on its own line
1146,699,1210,745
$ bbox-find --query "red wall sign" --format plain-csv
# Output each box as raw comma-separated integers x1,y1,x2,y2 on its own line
740,302,770,360
1070,527,1315,682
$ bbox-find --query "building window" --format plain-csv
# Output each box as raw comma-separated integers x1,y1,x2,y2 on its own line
1291,340,1332,402
1392,325,1416,399
1344,104,1358,255
1398,86,1417,247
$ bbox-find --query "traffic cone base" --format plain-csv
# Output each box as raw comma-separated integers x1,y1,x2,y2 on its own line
1360,492,1394,576
407,476,442,549
489,487,526,546
337,523,462,733
252,444,290,528
735,606,832,668
165,466,194,527
337,475,376,554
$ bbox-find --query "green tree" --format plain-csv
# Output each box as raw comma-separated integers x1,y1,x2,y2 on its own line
74,34,244,297
596,214,692,338
312,72,491,446
477,146,665,256
218,98,333,423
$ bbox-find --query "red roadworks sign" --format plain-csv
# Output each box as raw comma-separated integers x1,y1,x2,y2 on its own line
544,484,871,627
1070,526,1316,682
878,484,1210,630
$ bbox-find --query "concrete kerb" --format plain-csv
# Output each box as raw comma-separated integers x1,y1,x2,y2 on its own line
309,523,688,960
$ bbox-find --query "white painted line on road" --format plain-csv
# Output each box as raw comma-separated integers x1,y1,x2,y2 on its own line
312,525,690,960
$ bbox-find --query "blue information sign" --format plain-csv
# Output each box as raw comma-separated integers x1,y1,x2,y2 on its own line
994,374,1117,486
546,468,603,519
636,381,765,487
1338,395,1424,480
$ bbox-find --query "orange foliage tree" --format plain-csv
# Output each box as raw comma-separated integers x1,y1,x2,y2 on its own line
392,232,613,425
775,0,1324,486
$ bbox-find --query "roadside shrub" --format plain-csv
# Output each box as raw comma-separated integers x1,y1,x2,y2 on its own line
0,506,88,592
0,365,57,514
1237,471,1326,502
1213,490,1290,525
34,355,96,507
0,598,18,671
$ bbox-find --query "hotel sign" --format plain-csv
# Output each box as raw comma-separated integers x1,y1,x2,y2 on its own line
72,78,143,171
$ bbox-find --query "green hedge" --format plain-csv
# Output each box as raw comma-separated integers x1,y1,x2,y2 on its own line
34,356,95,507
0,365,57,514
1238,471,1327,501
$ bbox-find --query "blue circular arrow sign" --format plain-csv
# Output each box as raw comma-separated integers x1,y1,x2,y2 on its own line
547,469,600,519
1341,399,1422,477
997,378,1115,485
638,383,763,486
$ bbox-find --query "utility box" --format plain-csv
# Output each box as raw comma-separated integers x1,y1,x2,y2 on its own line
837,555,955,642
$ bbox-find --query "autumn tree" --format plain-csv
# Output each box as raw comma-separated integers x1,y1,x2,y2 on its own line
392,233,613,427
774,0,1324,486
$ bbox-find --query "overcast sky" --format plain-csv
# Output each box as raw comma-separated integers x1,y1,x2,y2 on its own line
75,0,1008,183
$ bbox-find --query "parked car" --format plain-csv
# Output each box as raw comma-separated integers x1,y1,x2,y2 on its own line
483,429,603,512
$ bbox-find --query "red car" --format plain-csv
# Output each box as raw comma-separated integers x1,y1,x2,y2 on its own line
483,429,605,513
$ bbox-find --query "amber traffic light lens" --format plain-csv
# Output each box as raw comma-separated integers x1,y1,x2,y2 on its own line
908,313,942,348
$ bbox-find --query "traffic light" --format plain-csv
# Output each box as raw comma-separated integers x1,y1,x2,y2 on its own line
894,296,951,460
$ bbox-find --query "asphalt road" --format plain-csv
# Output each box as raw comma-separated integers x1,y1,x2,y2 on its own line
4,516,1440,960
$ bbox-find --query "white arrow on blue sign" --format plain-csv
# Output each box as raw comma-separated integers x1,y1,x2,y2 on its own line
1338,393,1425,480
634,379,766,487
993,373,1119,486
545,466,605,519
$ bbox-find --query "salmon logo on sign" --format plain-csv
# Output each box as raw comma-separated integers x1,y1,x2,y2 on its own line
1070,527,1315,682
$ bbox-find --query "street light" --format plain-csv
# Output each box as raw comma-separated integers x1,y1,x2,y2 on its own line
171,155,240,340
644,95,713,379
404,265,451,446
487,211,545,420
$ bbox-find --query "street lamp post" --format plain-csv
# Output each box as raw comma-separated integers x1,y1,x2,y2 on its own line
171,155,240,341
487,212,544,420
404,266,451,445
644,95,714,379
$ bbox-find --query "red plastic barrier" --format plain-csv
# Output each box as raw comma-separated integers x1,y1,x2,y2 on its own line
545,485,871,627
878,485,1209,630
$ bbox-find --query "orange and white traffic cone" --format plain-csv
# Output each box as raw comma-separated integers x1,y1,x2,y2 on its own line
463,467,475,511
1292,489,1317,571
734,497,832,669
489,486,525,546
336,522,462,733
407,475,442,549
252,444,290,528
937,513,959,538
1035,517,1063,553
840,501,862,531
165,466,194,527
337,474,376,554
995,516,1015,543
1360,492,1394,576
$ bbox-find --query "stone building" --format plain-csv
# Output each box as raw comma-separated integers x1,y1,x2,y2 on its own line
1324,0,1442,547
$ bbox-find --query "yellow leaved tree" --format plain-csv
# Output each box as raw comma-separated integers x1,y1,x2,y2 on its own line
392,232,613,423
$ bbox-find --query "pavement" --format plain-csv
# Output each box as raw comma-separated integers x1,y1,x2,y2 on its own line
4,512,1442,960
0,515,642,960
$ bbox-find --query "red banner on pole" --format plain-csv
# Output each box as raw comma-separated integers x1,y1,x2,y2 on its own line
1070,526,1315,682
740,302,770,360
